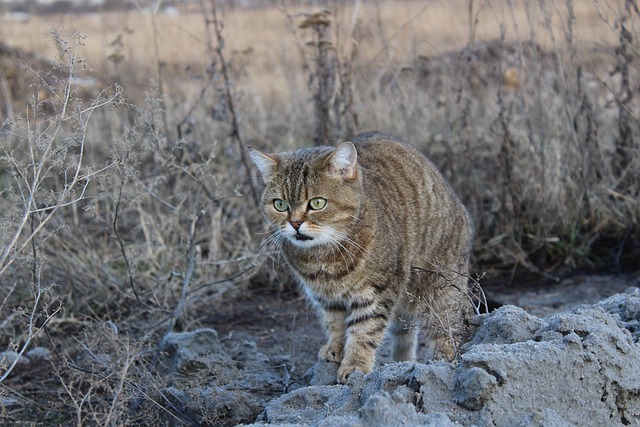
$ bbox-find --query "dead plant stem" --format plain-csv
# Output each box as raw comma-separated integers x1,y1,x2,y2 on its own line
209,0,260,204
168,209,205,333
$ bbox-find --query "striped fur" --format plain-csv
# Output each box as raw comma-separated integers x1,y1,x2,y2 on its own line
250,133,474,383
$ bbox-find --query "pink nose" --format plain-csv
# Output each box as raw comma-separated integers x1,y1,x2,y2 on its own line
289,221,303,230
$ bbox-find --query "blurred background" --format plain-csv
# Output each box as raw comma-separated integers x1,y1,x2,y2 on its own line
0,0,638,424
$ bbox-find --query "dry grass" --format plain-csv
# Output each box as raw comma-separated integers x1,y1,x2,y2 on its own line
0,1,625,112
0,0,639,424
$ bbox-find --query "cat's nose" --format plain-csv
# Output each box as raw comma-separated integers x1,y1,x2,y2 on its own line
289,220,303,230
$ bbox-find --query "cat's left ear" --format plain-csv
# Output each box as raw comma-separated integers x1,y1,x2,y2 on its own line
326,141,358,180
248,148,278,183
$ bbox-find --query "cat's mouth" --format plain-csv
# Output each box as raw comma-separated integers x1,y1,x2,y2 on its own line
294,233,313,241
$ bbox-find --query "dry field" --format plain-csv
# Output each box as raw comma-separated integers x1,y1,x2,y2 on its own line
0,1,627,113
0,0,639,424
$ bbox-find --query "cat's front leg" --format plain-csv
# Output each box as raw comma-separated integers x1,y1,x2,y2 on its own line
317,306,347,363
337,298,391,383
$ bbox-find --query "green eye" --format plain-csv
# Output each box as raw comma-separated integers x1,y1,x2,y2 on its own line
308,197,327,210
273,199,289,212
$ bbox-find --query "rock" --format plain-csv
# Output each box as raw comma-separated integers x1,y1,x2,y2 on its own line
464,305,545,347
306,360,340,386
234,341,294,393
358,391,458,427
167,385,260,426
512,408,568,427
26,346,51,360
453,366,498,411
234,341,270,369
245,292,640,426
262,384,360,424
158,328,232,376
158,329,296,426
411,362,456,414
0,350,30,367
593,287,640,342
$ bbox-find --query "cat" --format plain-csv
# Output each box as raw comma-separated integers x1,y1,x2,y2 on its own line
249,132,473,384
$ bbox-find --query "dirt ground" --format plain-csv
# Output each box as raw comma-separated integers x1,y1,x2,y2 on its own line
2,271,638,425
205,271,640,395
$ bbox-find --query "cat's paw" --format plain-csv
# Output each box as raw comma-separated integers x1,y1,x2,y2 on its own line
319,342,343,362
337,363,369,384
337,364,357,384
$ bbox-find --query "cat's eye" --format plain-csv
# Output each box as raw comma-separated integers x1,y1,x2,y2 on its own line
273,199,289,212
308,197,327,211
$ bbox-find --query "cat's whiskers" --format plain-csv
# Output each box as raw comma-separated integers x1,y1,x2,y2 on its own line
322,229,359,267
257,227,286,258
256,226,281,247
326,239,354,267
330,229,371,258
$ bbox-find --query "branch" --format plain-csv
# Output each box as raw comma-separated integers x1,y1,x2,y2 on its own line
208,0,260,204
167,209,205,333
0,284,62,383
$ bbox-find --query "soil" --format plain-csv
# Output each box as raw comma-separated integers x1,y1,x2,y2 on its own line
206,272,638,373
3,272,638,426
203,285,325,391
198,272,639,424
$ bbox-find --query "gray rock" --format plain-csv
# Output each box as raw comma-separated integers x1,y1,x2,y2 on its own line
245,292,640,426
0,350,30,366
464,305,545,347
358,391,455,427
307,360,340,386
411,362,456,414
593,287,640,342
167,385,260,425
453,366,498,410
263,384,357,424
158,329,294,425
158,328,232,376
26,346,51,360
513,408,569,427
234,340,270,369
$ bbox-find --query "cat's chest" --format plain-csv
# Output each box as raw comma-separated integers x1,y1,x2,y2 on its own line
284,249,361,293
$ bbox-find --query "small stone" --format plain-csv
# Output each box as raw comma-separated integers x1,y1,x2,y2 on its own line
0,350,30,367
26,346,52,360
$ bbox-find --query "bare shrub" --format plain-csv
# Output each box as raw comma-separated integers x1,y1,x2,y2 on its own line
0,25,260,423
0,31,121,382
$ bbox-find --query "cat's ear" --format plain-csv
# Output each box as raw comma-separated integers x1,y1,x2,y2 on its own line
326,141,358,180
248,148,278,182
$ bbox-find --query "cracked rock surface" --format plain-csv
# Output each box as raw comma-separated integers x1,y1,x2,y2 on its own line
247,288,640,426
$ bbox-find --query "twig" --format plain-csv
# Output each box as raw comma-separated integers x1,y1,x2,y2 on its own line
149,0,171,143
167,209,205,333
0,283,62,383
111,164,143,305
208,0,260,204
189,263,255,295
411,262,488,316
0,36,121,277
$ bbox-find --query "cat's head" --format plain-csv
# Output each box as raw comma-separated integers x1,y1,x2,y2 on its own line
249,142,362,249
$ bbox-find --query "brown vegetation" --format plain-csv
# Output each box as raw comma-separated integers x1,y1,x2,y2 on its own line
0,0,638,424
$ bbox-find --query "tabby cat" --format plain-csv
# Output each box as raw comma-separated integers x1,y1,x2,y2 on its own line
249,133,473,383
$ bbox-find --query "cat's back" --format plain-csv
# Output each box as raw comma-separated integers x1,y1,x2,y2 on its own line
349,132,443,189
349,132,469,247
350,132,421,160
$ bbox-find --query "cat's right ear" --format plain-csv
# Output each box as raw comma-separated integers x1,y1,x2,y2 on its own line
248,148,278,183
326,141,358,180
